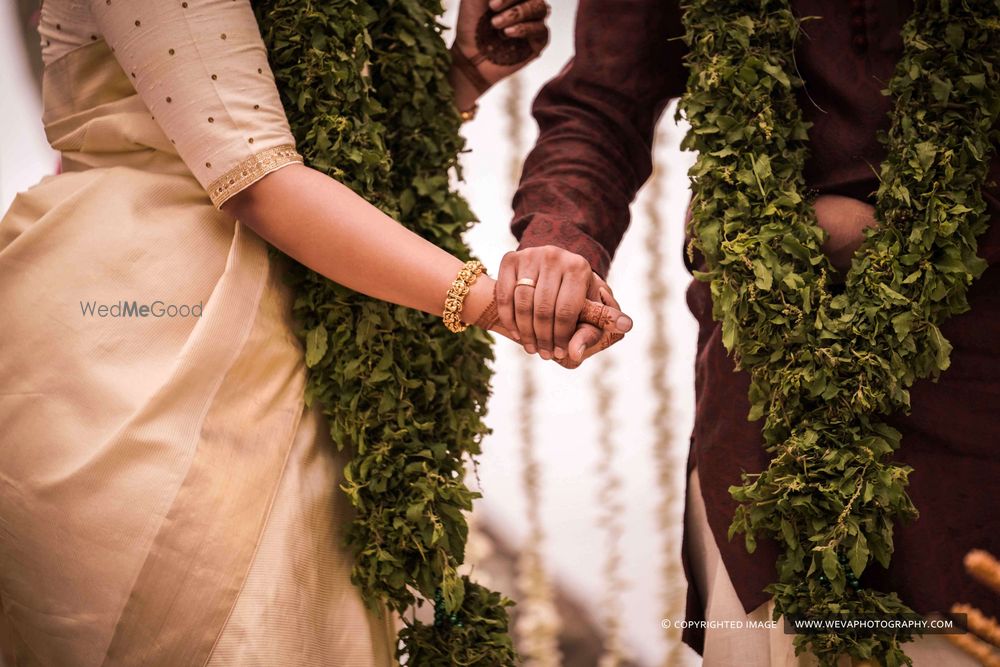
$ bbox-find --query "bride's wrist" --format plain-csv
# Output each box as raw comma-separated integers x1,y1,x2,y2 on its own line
461,276,495,326
466,278,516,340
440,260,494,333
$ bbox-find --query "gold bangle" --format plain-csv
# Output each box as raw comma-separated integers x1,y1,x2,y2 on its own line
443,260,486,333
458,104,478,122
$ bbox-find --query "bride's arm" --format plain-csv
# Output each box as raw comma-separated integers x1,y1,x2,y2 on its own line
89,0,603,341
223,163,496,326
224,164,632,343
222,157,627,348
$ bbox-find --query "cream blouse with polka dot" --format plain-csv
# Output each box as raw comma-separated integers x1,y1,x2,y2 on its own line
39,0,302,207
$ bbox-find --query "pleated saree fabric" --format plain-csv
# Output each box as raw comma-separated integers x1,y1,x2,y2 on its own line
0,1,395,665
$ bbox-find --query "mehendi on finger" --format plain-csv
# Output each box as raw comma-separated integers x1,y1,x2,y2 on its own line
601,332,625,350
581,300,614,329
523,0,549,20
476,9,534,65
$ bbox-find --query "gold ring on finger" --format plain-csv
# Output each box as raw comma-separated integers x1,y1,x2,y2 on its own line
515,278,537,289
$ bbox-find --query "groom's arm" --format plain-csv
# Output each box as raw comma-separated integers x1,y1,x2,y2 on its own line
511,0,687,278
494,0,685,363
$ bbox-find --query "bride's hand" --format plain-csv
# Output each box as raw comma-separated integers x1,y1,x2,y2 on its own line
550,275,628,369
484,307,627,369
450,0,549,110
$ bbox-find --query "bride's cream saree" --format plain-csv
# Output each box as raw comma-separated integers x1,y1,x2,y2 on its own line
0,1,394,664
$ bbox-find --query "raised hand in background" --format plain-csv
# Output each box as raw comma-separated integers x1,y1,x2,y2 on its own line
449,0,550,112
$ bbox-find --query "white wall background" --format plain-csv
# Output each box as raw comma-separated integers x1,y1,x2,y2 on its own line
0,2,702,665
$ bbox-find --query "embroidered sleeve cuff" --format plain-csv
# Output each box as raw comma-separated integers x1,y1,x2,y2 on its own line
208,144,303,208
513,212,613,278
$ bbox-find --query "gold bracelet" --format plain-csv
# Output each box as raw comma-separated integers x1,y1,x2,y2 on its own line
443,260,486,333
458,103,478,122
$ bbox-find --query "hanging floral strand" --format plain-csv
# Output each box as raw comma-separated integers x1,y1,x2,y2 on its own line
513,356,563,667
594,355,629,667
506,72,564,667
642,150,686,666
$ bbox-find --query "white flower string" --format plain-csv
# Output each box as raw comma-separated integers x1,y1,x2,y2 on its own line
594,354,628,667
643,149,686,666
513,365,562,667
507,72,563,667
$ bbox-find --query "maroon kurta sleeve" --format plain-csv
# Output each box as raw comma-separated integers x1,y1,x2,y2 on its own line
511,0,687,278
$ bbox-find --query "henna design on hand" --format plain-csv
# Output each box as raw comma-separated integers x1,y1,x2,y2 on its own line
581,301,615,329
475,9,534,65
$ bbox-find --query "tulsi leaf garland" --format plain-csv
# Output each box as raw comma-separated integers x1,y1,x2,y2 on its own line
254,1,516,663
679,1,999,664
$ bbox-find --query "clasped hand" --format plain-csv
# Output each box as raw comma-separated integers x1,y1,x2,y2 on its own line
493,246,632,369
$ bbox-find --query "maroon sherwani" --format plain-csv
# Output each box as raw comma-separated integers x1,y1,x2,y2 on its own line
512,0,1000,653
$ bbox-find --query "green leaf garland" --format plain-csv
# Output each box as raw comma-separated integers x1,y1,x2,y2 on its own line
679,1,999,665
253,1,516,663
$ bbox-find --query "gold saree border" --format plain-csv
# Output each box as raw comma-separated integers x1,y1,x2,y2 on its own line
207,145,303,208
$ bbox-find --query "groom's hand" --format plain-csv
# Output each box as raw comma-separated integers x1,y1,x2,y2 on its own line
496,246,631,362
